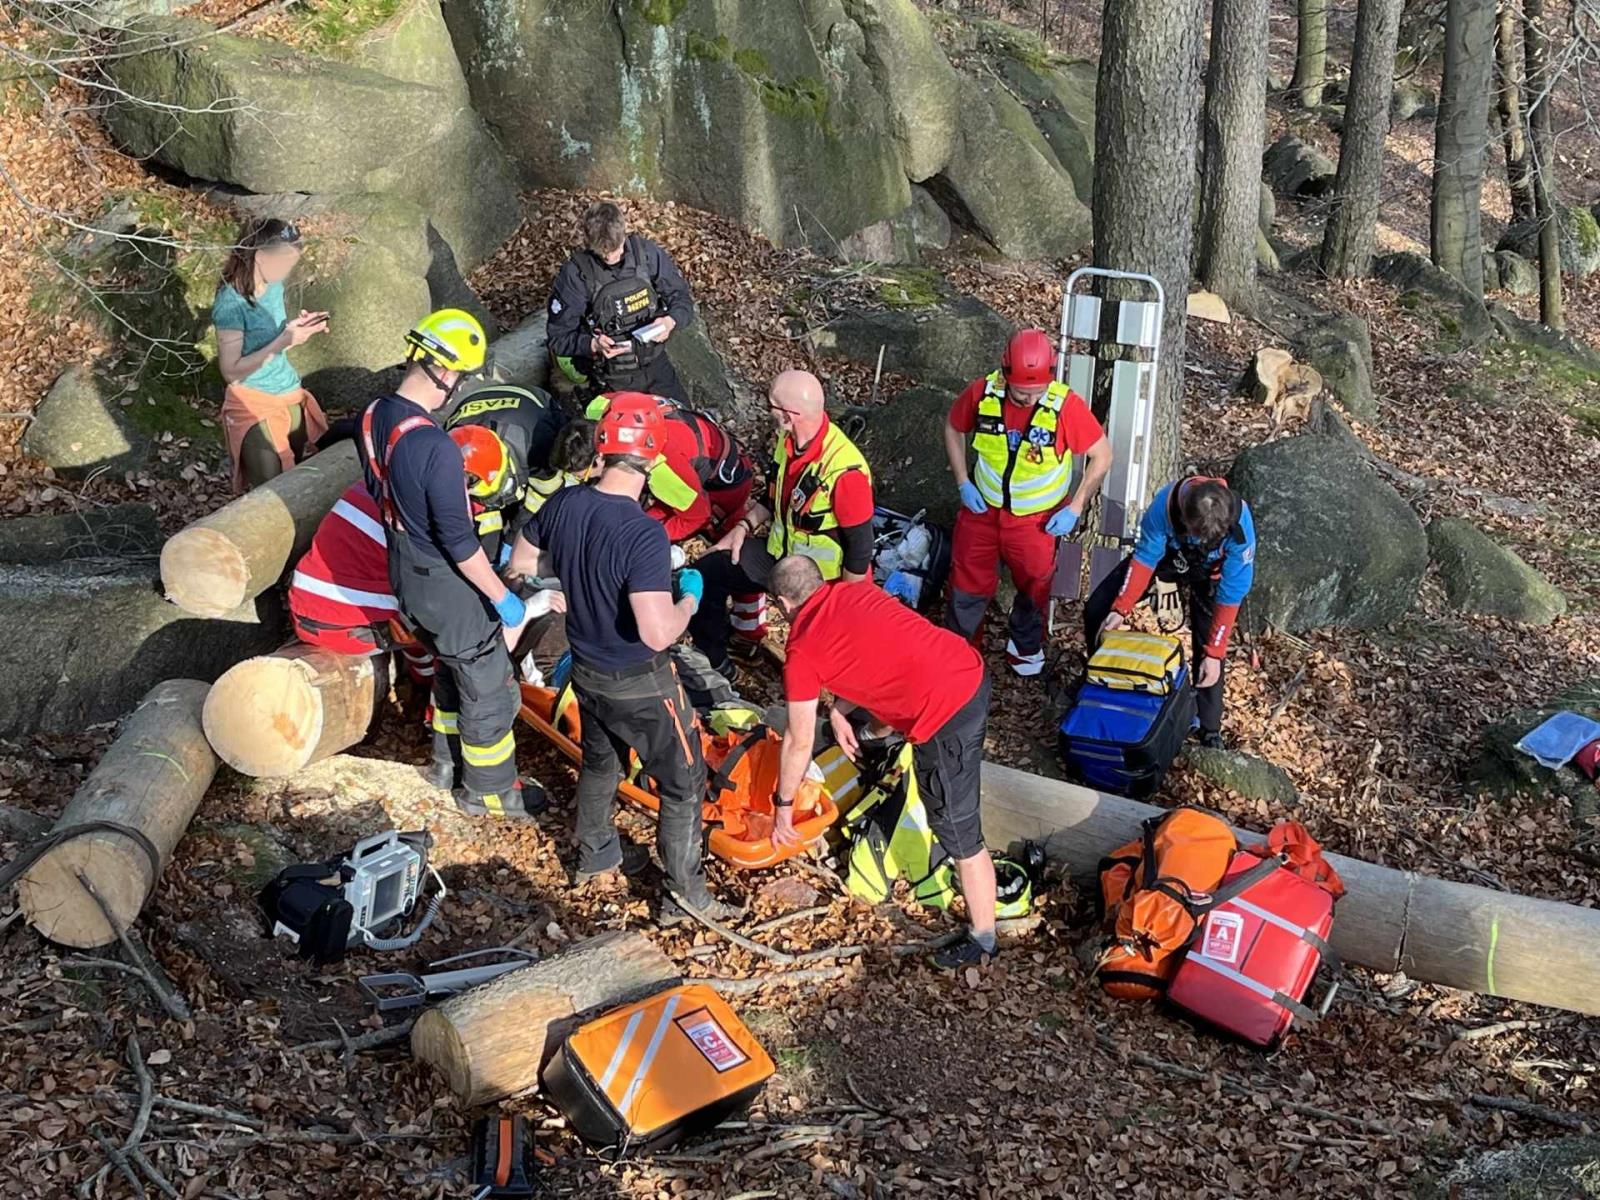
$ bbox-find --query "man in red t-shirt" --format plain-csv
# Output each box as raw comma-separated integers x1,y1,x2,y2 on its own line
944,329,1113,676
767,555,998,970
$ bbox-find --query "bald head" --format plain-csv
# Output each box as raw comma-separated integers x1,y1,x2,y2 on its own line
770,554,825,613
769,369,826,442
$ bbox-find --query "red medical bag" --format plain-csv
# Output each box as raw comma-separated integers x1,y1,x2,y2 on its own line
1166,851,1338,1047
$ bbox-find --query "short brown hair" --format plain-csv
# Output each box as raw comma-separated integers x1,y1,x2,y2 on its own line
1179,479,1235,545
553,418,597,473
582,201,627,255
770,555,824,606
600,452,653,476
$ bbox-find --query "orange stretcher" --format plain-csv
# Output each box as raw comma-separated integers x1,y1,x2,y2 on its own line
517,682,842,870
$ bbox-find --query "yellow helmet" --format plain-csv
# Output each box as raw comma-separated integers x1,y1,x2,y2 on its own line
404,308,487,374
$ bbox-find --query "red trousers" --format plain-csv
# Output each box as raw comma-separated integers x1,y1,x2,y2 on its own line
948,507,1055,653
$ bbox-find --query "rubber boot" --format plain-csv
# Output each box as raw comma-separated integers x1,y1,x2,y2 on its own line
453,778,550,820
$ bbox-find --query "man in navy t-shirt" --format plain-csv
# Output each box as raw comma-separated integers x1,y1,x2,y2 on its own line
511,395,736,922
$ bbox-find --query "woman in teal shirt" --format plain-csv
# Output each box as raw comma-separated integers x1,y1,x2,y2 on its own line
212,218,330,491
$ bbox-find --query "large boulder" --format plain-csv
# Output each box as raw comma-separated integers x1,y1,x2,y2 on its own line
1263,133,1336,199
1228,433,1428,633
443,0,909,254
810,292,1014,391
909,185,952,250
1426,517,1568,625
846,386,957,526
1487,302,1600,374
103,17,520,269
1296,314,1377,424
348,0,469,99
0,504,162,564
664,317,736,415
993,57,1097,205
1490,249,1539,297
841,0,960,182
1373,251,1495,346
0,560,283,738
21,365,150,479
1497,203,1600,278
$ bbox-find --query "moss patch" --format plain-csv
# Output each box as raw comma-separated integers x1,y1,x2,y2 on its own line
875,266,946,308
289,0,406,54
685,30,831,130
634,0,687,25
974,17,1058,71
1480,341,1600,408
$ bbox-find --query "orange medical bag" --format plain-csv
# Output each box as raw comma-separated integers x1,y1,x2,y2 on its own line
542,984,775,1151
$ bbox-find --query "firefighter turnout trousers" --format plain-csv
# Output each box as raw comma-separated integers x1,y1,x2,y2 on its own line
389,530,520,800
947,506,1056,657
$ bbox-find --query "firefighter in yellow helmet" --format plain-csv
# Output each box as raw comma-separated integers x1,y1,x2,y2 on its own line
357,309,546,819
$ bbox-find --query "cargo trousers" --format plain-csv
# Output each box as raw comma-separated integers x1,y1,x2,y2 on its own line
389,530,520,798
572,652,712,906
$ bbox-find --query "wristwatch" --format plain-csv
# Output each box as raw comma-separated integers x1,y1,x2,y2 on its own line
773,796,794,809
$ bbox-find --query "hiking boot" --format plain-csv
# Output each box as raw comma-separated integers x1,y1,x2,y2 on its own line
1198,729,1226,751
931,933,999,970
574,842,651,886
453,779,549,820
423,756,455,791
658,893,744,928
1005,639,1045,678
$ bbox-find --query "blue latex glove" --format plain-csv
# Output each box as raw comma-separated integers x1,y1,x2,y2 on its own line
493,589,526,627
495,541,513,569
674,568,704,612
1045,507,1080,537
958,481,986,515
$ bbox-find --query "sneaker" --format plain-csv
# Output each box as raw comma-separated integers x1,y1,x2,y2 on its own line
453,779,550,820
574,842,651,885
658,893,744,927
423,757,455,791
1005,639,1045,678
1198,729,1225,751
931,934,998,970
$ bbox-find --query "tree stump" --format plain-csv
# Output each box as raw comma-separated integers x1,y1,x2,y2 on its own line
16,680,217,948
411,929,678,1106
202,644,382,778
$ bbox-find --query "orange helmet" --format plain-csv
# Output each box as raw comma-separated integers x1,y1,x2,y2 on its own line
1002,328,1055,389
594,391,666,461
449,424,510,500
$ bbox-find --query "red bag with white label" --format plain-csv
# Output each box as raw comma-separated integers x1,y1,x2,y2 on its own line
1166,850,1340,1047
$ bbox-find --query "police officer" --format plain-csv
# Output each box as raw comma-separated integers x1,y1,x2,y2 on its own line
1082,476,1257,749
358,309,545,818
945,329,1113,677
689,369,875,674
547,202,695,403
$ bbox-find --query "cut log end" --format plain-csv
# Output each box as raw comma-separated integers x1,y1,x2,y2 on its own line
17,833,148,946
160,527,250,618
202,647,378,779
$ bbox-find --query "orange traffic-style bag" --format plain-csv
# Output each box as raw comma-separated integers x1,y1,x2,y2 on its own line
1095,808,1279,1000
542,984,775,1152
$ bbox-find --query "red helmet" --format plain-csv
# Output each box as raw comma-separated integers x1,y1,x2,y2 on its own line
595,392,666,461
1002,329,1055,389
449,425,509,499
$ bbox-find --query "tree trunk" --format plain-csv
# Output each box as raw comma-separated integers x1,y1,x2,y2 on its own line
1320,0,1405,278
1430,0,1495,296
979,761,1600,1016
160,440,360,618
1495,1,1537,224
1094,0,1208,486
411,929,679,1106
16,680,217,948
1292,0,1329,107
202,644,383,778
1524,0,1564,329
1198,0,1271,310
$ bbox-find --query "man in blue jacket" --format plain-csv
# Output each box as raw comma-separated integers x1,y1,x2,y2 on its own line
1082,476,1256,748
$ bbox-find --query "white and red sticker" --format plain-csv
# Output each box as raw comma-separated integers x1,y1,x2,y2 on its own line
1201,911,1245,964
676,1010,749,1073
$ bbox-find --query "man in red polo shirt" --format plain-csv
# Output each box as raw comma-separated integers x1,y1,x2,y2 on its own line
766,555,998,969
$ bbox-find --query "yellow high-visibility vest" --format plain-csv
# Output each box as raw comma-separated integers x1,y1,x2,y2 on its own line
766,423,872,580
971,372,1074,516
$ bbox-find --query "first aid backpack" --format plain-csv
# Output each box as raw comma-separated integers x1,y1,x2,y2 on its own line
872,506,951,613
542,984,774,1152
1086,631,1185,694
1060,666,1197,798
1166,851,1339,1047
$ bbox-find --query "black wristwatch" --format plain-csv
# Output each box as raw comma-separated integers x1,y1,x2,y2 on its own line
774,796,794,809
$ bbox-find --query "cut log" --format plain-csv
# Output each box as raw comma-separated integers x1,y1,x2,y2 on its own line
160,440,360,618
411,929,678,1106
1248,346,1294,406
203,644,382,778
16,679,218,948
980,762,1600,1016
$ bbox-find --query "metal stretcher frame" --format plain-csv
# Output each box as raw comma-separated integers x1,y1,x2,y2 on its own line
1049,267,1165,630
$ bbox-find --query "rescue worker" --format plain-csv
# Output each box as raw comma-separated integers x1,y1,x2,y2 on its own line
585,392,756,543
945,328,1114,677
767,556,998,969
507,395,737,922
689,369,874,674
547,202,695,402
357,309,545,819
443,383,566,559
1082,476,1257,749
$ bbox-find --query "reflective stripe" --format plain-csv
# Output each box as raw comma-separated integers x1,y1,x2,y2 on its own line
476,510,505,534
431,709,459,735
970,374,1074,515
289,571,398,611
1184,951,1279,1001
597,1010,647,1092
616,993,683,1117
729,614,767,632
1230,897,1309,940
331,498,388,546
482,792,505,814
462,729,515,767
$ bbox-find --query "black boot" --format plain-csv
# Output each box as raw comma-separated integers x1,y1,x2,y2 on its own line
453,779,549,820
423,755,455,791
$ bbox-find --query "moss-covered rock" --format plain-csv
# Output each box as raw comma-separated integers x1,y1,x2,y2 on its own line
1297,314,1376,423
848,385,959,526
1497,203,1600,278
1472,678,1600,802
1263,133,1336,198
1373,251,1495,346
664,316,735,415
909,185,951,250
993,57,1096,206
1426,517,1567,625
810,291,1013,391
347,0,466,97
1491,249,1539,297
1180,746,1298,807
21,365,151,479
1390,81,1436,121
1228,433,1428,633
841,0,960,182
103,17,519,269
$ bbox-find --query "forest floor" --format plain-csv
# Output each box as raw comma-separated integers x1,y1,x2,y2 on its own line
2,2,1600,1199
